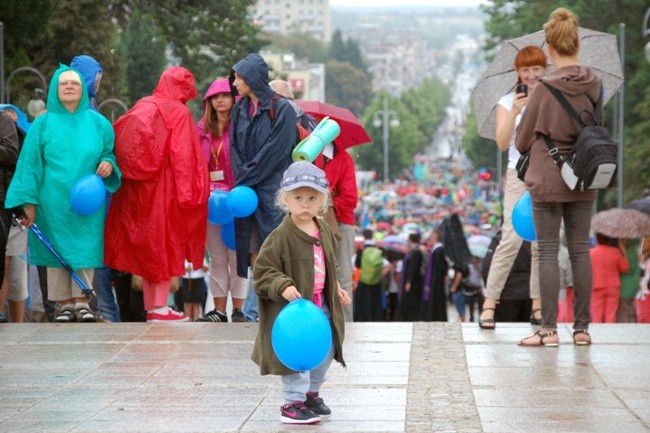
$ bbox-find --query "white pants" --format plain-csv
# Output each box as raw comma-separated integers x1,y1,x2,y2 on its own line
485,169,540,300
206,223,248,300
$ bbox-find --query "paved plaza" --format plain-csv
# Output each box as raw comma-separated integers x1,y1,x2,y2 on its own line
0,321,649,432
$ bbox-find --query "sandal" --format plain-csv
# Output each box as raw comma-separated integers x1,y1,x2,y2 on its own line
518,329,559,347
75,307,97,323
479,307,496,330
529,308,542,326
55,307,76,323
572,330,591,346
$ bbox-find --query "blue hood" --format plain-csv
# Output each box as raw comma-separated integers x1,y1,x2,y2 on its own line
0,104,31,134
229,53,275,102
70,55,103,100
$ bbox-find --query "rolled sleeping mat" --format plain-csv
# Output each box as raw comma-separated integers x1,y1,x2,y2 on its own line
292,117,341,162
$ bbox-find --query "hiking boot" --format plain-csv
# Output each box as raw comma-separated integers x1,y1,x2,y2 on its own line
280,401,321,425
146,308,189,323
198,309,228,323
305,392,331,418
231,308,247,323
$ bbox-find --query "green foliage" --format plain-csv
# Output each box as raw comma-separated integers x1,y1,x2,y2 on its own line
356,88,449,181
267,33,330,63
329,29,369,75
325,60,372,117
463,104,503,174
122,10,166,105
400,77,451,138
0,0,51,72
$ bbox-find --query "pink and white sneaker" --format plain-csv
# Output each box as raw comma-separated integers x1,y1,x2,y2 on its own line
146,308,190,323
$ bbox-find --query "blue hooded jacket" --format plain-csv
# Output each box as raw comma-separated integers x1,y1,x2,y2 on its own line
70,55,103,111
229,53,297,277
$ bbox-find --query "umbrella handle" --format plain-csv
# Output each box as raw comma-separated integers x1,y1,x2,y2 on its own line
12,215,95,299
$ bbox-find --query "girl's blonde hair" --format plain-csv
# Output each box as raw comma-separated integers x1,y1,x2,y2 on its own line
544,7,579,57
275,186,331,215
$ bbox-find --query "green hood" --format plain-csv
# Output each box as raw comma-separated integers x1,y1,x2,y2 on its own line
47,64,90,114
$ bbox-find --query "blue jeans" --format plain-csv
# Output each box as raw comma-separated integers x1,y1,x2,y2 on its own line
242,267,258,322
453,291,467,318
93,266,120,322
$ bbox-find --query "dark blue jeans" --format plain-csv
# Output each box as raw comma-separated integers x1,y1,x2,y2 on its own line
532,200,593,331
93,266,121,322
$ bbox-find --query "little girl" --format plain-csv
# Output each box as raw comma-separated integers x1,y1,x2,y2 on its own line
252,161,351,425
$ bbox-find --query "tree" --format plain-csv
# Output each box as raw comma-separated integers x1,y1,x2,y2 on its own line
400,77,451,138
122,9,166,105
329,29,369,75
325,60,372,116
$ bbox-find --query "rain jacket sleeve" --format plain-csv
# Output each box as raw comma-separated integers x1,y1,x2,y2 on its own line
99,119,121,193
232,99,296,187
325,150,358,225
5,116,45,208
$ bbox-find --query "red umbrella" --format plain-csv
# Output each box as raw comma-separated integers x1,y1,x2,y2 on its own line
295,100,372,149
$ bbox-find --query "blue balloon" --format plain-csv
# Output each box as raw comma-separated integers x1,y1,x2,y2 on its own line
226,186,258,218
272,299,332,372
208,191,234,225
221,221,236,250
512,191,537,241
70,174,106,215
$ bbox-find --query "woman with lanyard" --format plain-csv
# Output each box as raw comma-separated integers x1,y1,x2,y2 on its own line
197,78,249,323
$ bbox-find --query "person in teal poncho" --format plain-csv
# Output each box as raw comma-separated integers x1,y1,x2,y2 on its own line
5,65,121,323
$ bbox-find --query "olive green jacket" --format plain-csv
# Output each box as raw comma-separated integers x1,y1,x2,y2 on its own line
252,214,346,375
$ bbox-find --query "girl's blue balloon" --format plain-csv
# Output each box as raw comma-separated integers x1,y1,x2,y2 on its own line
70,174,106,215
208,191,234,225
226,186,258,218
221,221,236,250
512,191,537,241
271,299,332,372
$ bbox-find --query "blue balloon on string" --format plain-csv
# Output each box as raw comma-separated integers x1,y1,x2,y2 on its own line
208,191,234,225
221,221,236,250
70,174,106,215
272,299,332,371
226,186,258,218
512,191,537,241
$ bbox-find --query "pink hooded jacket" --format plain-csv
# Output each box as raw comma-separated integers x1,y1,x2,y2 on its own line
197,78,235,192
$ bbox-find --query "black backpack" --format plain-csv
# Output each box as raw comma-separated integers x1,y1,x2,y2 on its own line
541,82,618,191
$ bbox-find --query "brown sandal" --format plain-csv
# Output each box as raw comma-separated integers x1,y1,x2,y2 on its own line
518,330,559,347
572,330,591,346
479,307,496,330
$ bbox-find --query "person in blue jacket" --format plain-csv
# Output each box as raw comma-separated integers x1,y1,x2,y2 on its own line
6,64,121,323
70,55,103,111
228,53,297,321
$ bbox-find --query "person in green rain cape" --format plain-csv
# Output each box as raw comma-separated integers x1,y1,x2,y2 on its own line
5,64,121,323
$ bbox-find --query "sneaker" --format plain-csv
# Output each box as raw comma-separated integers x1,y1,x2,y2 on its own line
0,312,7,323
55,307,76,323
231,308,247,323
305,392,331,418
280,402,321,425
146,308,190,323
198,309,228,323
75,307,97,323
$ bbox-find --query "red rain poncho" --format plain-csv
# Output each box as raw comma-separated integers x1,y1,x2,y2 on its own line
105,67,209,282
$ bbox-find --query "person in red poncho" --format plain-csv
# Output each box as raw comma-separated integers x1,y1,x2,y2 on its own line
105,66,209,323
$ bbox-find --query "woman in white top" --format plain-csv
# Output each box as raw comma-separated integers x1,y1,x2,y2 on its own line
479,46,547,329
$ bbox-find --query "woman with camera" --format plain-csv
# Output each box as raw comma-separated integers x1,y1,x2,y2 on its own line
479,45,547,330
516,8,602,346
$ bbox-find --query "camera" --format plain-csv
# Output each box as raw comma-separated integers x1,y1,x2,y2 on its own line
515,83,528,96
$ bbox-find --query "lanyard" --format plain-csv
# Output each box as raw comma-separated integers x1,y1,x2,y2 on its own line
211,138,223,168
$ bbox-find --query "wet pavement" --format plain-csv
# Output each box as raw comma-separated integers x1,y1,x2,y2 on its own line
0,322,648,432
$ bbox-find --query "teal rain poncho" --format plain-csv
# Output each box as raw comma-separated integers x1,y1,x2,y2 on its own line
5,64,121,269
